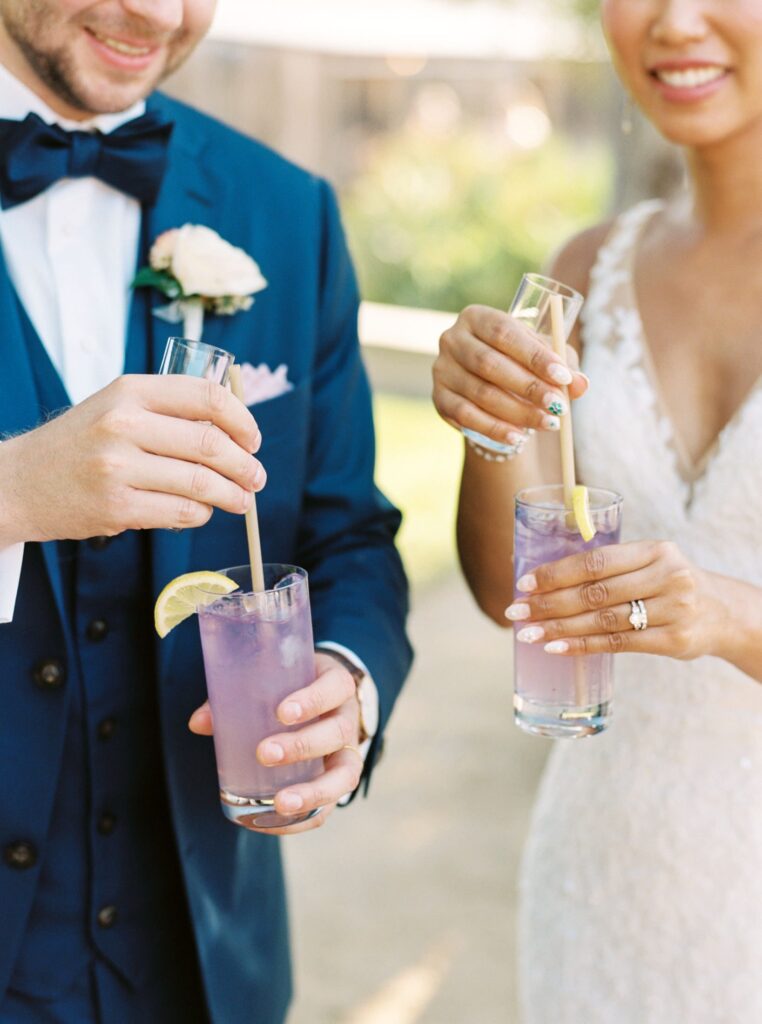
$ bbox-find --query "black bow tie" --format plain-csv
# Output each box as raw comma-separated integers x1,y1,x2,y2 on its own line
0,110,174,209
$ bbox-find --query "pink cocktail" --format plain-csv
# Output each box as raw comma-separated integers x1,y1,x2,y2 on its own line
197,564,321,828
513,486,623,738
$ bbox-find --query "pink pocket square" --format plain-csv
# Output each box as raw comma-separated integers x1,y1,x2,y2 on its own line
239,362,294,406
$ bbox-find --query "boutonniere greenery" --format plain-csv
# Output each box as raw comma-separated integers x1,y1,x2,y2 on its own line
132,224,268,341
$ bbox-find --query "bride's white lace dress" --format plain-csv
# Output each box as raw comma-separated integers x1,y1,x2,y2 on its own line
518,201,762,1023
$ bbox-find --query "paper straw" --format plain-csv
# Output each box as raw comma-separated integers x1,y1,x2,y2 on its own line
549,294,577,510
549,294,587,707
228,365,266,593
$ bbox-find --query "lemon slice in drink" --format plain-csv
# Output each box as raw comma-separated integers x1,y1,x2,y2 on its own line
572,485,597,543
154,571,239,638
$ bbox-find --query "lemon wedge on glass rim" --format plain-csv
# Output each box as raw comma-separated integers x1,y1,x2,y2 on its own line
571,485,597,543
154,571,239,639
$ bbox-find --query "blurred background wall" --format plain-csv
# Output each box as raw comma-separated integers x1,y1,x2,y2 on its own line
165,3,682,1020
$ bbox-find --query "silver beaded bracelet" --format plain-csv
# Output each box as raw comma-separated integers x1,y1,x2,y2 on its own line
465,430,533,463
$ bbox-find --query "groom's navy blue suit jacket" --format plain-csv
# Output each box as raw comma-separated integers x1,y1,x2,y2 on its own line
0,92,412,1022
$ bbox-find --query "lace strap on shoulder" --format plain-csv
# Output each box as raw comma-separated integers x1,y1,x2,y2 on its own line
581,200,663,348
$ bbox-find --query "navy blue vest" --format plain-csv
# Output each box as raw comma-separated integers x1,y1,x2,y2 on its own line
6,287,204,1012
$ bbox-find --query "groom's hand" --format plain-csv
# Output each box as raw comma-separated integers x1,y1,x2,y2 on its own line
0,374,264,545
188,651,364,835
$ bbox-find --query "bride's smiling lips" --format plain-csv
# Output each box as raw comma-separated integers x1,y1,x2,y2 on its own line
83,26,165,73
647,59,731,104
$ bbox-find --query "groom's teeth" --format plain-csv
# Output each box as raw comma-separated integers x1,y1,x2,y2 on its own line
95,33,152,56
656,67,724,88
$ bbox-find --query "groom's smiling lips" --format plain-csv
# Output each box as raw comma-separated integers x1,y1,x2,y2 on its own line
83,26,168,73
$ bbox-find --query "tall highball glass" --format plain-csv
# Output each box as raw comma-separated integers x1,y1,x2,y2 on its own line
513,486,623,738
197,565,323,829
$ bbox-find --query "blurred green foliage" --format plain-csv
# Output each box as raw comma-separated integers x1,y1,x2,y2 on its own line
342,131,612,313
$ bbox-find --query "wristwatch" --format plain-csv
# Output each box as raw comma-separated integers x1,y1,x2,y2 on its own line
322,649,378,745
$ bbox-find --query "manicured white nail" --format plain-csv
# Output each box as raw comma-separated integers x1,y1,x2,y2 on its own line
548,363,573,386
505,603,531,621
544,640,570,654
516,574,537,593
517,625,545,644
545,415,561,431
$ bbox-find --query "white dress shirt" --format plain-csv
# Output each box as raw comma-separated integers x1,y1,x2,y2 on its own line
0,61,143,623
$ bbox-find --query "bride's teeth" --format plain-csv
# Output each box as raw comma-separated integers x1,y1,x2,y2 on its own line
656,67,724,88
95,33,151,56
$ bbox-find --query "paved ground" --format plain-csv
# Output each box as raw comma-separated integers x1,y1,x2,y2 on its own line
284,571,550,1024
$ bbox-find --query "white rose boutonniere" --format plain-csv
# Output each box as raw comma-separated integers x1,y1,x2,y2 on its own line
132,224,268,341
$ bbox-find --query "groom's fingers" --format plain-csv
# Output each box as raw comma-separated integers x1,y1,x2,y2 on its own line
258,698,359,766
121,489,214,531
276,658,356,725
134,451,259,516
137,413,263,492
273,746,364,818
188,701,213,735
137,375,261,451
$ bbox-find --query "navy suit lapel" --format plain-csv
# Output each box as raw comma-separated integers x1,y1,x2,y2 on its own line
144,97,226,678
0,245,47,439
0,245,69,626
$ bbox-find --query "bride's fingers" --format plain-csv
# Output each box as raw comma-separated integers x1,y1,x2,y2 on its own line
540,626,675,657
565,348,590,400
434,385,533,446
441,330,570,418
514,597,670,646
440,361,562,432
507,566,661,622
455,306,577,390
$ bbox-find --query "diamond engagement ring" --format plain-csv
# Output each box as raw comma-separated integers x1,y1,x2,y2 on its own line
628,599,648,631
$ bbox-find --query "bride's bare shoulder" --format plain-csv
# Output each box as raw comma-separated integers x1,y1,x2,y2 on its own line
546,221,615,301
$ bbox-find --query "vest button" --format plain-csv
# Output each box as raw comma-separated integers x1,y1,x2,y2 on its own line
97,905,118,929
97,717,116,741
3,841,38,870
32,659,66,690
86,619,109,642
87,535,112,551
97,812,116,836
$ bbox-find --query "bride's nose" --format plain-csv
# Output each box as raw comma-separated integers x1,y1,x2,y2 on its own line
649,0,708,46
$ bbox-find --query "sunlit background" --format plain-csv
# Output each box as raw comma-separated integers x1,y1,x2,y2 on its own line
166,2,679,1020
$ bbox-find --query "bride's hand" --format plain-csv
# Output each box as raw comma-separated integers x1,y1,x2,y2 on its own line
432,304,589,446
505,541,722,660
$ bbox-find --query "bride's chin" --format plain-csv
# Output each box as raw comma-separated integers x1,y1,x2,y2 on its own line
646,120,732,150
645,108,756,151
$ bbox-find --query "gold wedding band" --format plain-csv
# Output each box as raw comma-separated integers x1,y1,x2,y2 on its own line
341,744,363,760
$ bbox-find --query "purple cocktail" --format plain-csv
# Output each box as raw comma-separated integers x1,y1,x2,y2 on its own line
198,564,322,828
514,486,623,738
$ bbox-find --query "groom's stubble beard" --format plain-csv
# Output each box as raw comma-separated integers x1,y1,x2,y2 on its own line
0,0,208,116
